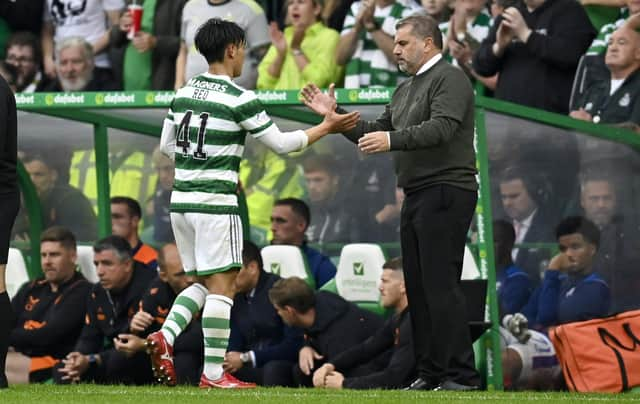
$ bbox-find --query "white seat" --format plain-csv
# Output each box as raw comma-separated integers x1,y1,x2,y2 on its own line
461,245,480,280
335,243,386,304
261,245,314,288
6,248,29,299
76,245,98,283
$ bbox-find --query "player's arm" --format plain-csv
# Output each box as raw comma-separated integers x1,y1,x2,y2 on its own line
159,115,177,161
41,20,56,78
175,42,188,90
255,110,360,154
92,9,122,55
242,95,359,154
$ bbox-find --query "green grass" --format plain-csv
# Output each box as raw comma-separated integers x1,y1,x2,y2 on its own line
1,385,637,404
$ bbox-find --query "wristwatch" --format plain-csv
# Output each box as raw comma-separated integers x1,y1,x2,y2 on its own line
240,352,251,364
291,48,303,56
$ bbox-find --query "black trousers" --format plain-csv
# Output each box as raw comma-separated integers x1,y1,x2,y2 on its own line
234,360,295,387
401,184,479,386
53,351,154,385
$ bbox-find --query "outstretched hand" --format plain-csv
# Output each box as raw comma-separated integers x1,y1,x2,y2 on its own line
301,83,337,116
323,109,360,133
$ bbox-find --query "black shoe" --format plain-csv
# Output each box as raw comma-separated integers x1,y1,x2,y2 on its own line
404,377,437,391
433,380,480,391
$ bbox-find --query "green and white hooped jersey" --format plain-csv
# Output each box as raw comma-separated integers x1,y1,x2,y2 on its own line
162,73,276,215
341,1,416,88
586,8,628,56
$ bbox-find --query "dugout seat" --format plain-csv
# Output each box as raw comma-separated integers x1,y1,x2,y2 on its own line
6,248,29,299
462,245,481,280
76,245,98,283
321,243,387,315
261,245,316,289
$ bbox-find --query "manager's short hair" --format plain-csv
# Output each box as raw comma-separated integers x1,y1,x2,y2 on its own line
396,15,443,50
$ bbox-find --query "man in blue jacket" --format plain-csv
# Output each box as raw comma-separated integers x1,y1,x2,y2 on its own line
223,241,304,386
270,198,337,288
494,219,533,318
501,216,610,390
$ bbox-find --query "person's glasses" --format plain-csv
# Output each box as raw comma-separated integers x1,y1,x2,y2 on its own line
6,55,34,64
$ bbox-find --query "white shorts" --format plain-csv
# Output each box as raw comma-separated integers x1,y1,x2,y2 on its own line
170,212,243,276
501,328,559,383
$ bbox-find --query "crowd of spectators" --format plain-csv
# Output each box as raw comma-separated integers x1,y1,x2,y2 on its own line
4,0,640,393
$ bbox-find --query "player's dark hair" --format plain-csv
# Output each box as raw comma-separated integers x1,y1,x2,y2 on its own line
268,277,316,313
274,198,310,229
195,18,247,64
111,196,142,219
93,235,132,262
555,216,600,249
383,256,403,272
499,165,551,206
243,240,263,271
40,226,77,251
7,31,41,65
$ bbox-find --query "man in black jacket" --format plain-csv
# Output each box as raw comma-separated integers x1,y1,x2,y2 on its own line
570,26,640,128
311,257,415,389
268,277,383,387
499,166,555,286
113,242,202,385
303,15,480,391
0,74,19,388
222,240,304,386
473,0,595,114
15,152,98,242
55,236,157,384
6,227,91,384
0,0,45,34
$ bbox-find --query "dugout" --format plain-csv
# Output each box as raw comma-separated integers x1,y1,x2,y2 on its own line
12,89,640,390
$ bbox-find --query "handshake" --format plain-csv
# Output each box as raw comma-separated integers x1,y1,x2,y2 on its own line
502,313,531,344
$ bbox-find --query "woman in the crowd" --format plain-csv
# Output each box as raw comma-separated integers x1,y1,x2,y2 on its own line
258,0,341,90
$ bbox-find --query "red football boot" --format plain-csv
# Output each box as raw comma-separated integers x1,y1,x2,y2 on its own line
199,372,257,389
145,331,177,386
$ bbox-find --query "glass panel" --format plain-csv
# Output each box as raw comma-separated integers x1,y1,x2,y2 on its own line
485,111,640,313
15,110,98,244
106,125,162,246
241,104,403,261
